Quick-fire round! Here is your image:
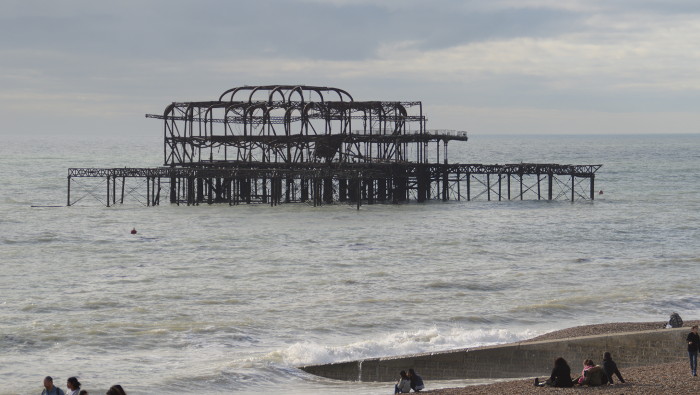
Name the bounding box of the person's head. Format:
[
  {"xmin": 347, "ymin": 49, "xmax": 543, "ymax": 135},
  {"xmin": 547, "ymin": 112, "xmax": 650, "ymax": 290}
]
[
  {"xmin": 79, "ymin": 391, "xmax": 89, "ymax": 395},
  {"xmin": 692, "ymin": 325, "xmax": 698, "ymax": 333},
  {"xmin": 408, "ymin": 368, "xmax": 416, "ymax": 376},
  {"xmin": 43, "ymin": 376, "xmax": 54, "ymax": 390},
  {"xmin": 399, "ymin": 370, "xmax": 408, "ymax": 379},
  {"xmin": 554, "ymin": 357, "xmax": 569, "ymax": 369},
  {"xmin": 105, "ymin": 384, "xmax": 126, "ymax": 395},
  {"xmin": 67, "ymin": 377, "xmax": 81, "ymax": 390},
  {"xmin": 603, "ymin": 352, "xmax": 612, "ymax": 361},
  {"xmin": 586, "ymin": 359, "xmax": 595, "ymax": 367}
]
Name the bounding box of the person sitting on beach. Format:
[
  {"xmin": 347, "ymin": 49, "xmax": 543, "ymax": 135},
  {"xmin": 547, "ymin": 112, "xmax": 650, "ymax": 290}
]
[
  {"xmin": 66, "ymin": 377, "xmax": 82, "ymax": 395},
  {"xmin": 580, "ymin": 360, "xmax": 606, "ymax": 387},
  {"xmin": 602, "ymin": 352, "xmax": 625, "ymax": 384},
  {"xmin": 394, "ymin": 370, "xmax": 411, "ymax": 393},
  {"xmin": 105, "ymin": 385, "xmax": 126, "ymax": 395},
  {"xmin": 668, "ymin": 312, "xmax": 683, "ymax": 328},
  {"xmin": 574, "ymin": 359, "xmax": 594, "ymax": 385},
  {"xmin": 407, "ymin": 368, "xmax": 424, "ymax": 392},
  {"xmin": 535, "ymin": 357, "xmax": 573, "ymax": 387},
  {"xmin": 42, "ymin": 376, "xmax": 66, "ymax": 395}
]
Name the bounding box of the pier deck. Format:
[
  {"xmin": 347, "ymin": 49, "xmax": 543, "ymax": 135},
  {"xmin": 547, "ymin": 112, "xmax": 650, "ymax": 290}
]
[{"xmin": 67, "ymin": 162, "xmax": 600, "ymax": 208}]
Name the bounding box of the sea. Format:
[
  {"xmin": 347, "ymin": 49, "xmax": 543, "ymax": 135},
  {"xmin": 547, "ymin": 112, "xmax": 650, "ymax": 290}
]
[{"xmin": 1, "ymin": 133, "xmax": 699, "ymax": 395}]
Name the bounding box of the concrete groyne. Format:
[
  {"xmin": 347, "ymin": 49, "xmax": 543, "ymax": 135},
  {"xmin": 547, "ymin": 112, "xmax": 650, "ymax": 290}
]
[{"xmin": 300, "ymin": 327, "xmax": 688, "ymax": 382}]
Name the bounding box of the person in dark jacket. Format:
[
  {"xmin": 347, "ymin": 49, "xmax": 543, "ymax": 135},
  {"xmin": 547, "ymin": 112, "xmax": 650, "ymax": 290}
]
[
  {"xmin": 407, "ymin": 368, "xmax": 424, "ymax": 392},
  {"xmin": 41, "ymin": 376, "xmax": 65, "ymax": 395},
  {"xmin": 602, "ymin": 352, "xmax": 625, "ymax": 384},
  {"xmin": 535, "ymin": 357, "xmax": 574, "ymax": 387},
  {"xmin": 688, "ymin": 325, "xmax": 700, "ymax": 376}
]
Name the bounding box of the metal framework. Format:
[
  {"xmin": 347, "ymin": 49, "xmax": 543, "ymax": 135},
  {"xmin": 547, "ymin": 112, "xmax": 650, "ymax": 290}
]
[{"xmin": 67, "ymin": 85, "xmax": 601, "ymax": 207}]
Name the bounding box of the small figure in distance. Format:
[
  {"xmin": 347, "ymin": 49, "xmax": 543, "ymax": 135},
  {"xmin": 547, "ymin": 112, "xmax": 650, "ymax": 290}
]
[
  {"xmin": 407, "ymin": 368, "xmax": 424, "ymax": 392},
  {"xmin": 534, "ymin": 357, "xmax": 573, "ymax": 387},
  {"xmin": 130, "ymin": 228, "xmax": 137, "ymax": 235},
  {"xmin": 79, "ymin": 391, "xmax": 88, "ymax": 395},
  {"xmin": 394, "ymin": 370, "xmax": 411, "ymax": 393},
  {"xmin": 602, "ymin": 351, "xmax": 625, "ymax": 384},
  {"xmin": 41, "ymin": 376, "xmax": 65, "ymax": 395},
  {"xmin": 687, "ymin": 325, "xmax": 700, "ymax": 376},
  {"xmin": 66, "ymin": 377, "xmax": 82, "ymax": 395},
  {"xmin": 105, "ymin": 385, "xmax": 126, "ymax": 395}
]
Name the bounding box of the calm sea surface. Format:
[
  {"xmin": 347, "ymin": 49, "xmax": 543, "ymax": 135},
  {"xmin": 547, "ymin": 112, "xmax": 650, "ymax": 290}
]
[{"xmin": 1, "ymin": 134, "xmax": 699, "ymax": 394}]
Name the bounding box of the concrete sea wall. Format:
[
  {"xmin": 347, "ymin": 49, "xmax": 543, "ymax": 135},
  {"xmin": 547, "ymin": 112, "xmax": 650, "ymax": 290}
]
[{"xmin": 300, "ymin": 327, "xmax": 689, "ymax": 382}]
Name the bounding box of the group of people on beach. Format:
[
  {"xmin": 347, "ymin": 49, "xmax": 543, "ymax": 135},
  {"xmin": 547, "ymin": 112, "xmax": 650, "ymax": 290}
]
[
  {"xmin": 40, "ymin": 376, "xmax": 127, "ymax": 395},
  {"xmin": 393, "ymin": 368, "xmax": 424, "ymax": 393},
  {"xmin": 535, "ymin": 324, "xmax": 700, "ymax": 388},
  {"xmin": 534, "ymin": 351, "xmax": 625, "ymax": 388}
]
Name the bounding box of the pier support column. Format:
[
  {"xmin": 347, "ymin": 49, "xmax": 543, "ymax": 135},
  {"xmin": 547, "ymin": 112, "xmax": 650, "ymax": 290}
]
[
  {"xmin": 487, "ymin": 174, "xmax": 491, "ymax": 201},
  {"xmin": 571, "ymin": 175, "xmax": 575, "ymax": 202},
  {"xmin": 442, "ymin": 169, "xmax": 449, "ymax": 201},
  {"xmin": 323, "ymin": 177, "xmax": 334, "ymax": 204},
  {"xmin": 67, "ymin": 176, "xmax": 71, "ymax": 206},
  {"xmin": 466, "ymin": 173, "xmax": 471, "ymax": 201}
]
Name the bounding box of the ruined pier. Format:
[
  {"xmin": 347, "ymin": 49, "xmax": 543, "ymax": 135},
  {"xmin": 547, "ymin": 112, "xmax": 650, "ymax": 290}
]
[{"xmin": 67, "ymin": 85, "xmax": 600, "ymax": 207}]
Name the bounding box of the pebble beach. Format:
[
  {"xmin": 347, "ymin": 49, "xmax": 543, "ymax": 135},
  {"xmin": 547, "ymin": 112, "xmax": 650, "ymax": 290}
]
[{"xmin": 426, "ymin": 321, "xmax": 700, "ymax": 395}]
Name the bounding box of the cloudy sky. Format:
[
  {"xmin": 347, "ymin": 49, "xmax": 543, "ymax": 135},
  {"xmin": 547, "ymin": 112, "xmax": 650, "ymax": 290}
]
[{"xmin": 2, "ymin": 0, "xmax": 699, "ymax": 136}]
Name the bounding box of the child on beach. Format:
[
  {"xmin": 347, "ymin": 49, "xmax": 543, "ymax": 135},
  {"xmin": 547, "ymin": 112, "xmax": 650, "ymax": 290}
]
[{"xmin": 602, "ymin": 351, "xmax": 625, "ymax": 384}]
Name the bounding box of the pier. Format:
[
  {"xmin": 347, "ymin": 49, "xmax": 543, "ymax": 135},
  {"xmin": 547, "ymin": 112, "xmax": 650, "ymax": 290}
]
[{"xmin": 67, "ymin": 85, "xmax": 600, "ymax": 207}]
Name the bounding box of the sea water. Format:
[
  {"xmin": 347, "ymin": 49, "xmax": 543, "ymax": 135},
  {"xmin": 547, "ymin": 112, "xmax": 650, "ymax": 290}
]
[{"xmin": 1, "ymin": 133, "xmax": 699, "ymax": 394}]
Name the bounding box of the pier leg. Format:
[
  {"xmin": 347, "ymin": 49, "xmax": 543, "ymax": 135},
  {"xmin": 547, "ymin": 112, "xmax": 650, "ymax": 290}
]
[
  {"xmin": 487, "ymin": 174, "xmax": 491, "ymax": 201},
  {"xmin": 170, "ymin": 176, "xmax": 177, "ymax": 203},
  {"xmin": 106, "ymin": 176, "xmax": 110, "ymax": 207},
  {"xmin": 498, "ymin": 173, "xmax": 502, "ymax": 201},
  {"xmin": 548, "ymin": 173, "xmax": 553, "ymax": 201},
  {"xmin": 67, "ymin": 176, "xmax": 71, "ymax": 206},
  {"xmin": 456, "ymin": 172, "xmax": 461, "ymax": 201},
  {"xmin": 571, "ymin": 175, "xmax": 575, "ymax": 202},
  {"xmin": 324, "ymin": 177, "xmax": 334, "ymax": 204},
  {"xmin": 507, "ymin": 174, "xmax": 511, "ymax": 200},
  {"xmin": 519, "ymin": 174, "xmax": 523, "ymax": 200},
  {"xmin": 466, "ymin": 174, "xmax": 471, "ymax": 201},
  {"xmin": 442, "ymin": 170, "xmax": 448, "ymax": 201},
  {"xmin": 590, "ymin": 175, "xmax": 595, "ymax": 200}
]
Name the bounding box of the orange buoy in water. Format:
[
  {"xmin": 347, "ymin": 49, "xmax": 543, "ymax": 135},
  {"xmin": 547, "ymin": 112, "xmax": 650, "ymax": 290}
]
[{"xmin": 131, "ymin": 228, "xmax": 137, "ymax": 234}]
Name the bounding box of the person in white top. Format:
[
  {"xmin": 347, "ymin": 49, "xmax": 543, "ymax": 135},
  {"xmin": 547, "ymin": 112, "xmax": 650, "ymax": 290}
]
[{"xmin": 66, "ymin": 377, "xmax": 82, "ymax": 395}]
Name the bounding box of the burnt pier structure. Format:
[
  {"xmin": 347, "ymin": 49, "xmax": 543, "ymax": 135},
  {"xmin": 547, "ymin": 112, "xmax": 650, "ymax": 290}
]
[{"xmin": 67, "ymin": 85, "xmax": 600, "ymax": 207}]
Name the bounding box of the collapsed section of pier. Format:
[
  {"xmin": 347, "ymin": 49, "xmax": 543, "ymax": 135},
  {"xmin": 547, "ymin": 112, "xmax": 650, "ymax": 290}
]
[{"xmin": 67, "ymin": 85, "xmax": 601, "ymax": 207}]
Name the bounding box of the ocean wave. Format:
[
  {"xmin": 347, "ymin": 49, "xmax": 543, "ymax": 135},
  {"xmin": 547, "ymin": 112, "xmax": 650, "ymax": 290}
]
[{"xmin": 270, "ymin": 326, "xmax": 539, "ymax": 366}]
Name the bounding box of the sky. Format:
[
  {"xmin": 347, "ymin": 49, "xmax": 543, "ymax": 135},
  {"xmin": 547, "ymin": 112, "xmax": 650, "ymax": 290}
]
[{"xmin": 2, "ymin": 0, "xmax": 699, "ymax": 136}]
